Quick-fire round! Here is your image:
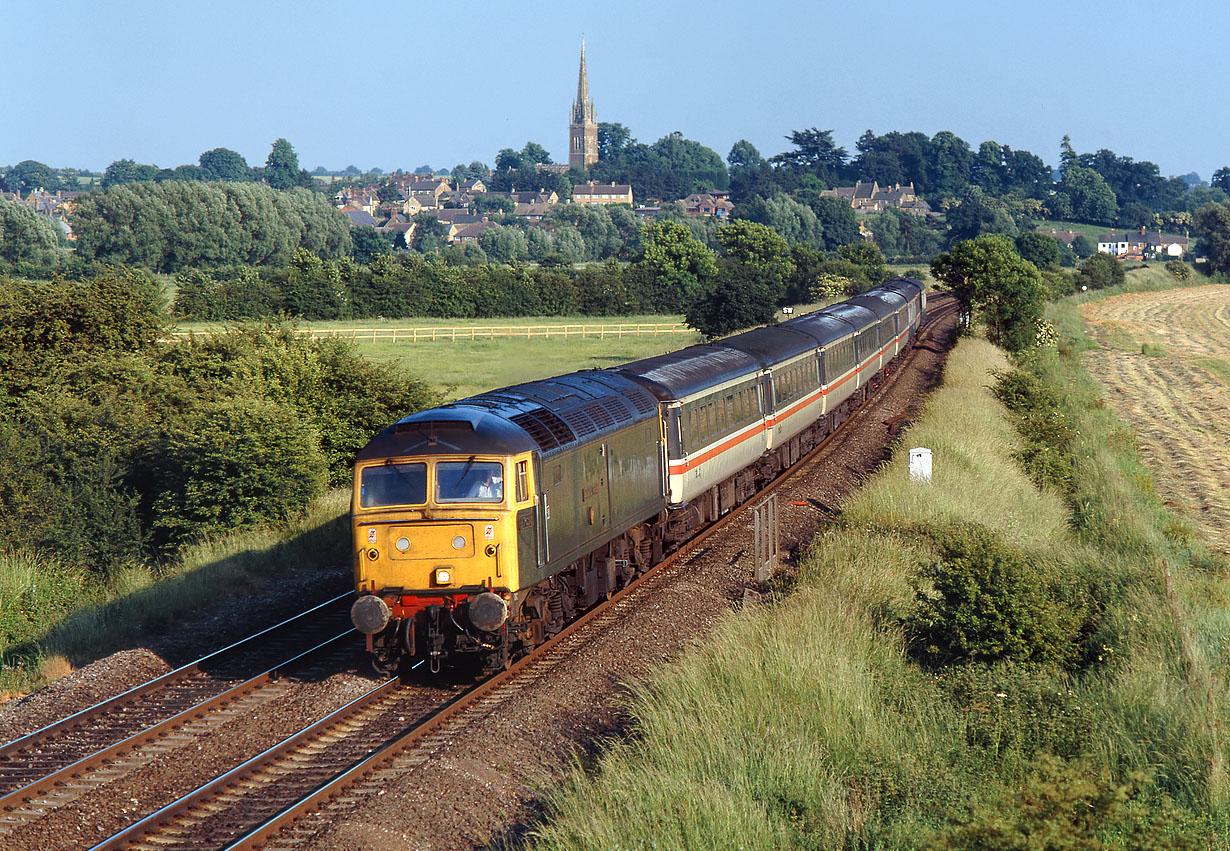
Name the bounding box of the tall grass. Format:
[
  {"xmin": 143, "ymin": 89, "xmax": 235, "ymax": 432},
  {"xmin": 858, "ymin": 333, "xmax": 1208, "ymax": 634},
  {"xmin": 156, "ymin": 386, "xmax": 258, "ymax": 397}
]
[
  {"xmin": 529, "ymin": 322, "xmax": 1229, "ymax": 848},
  {"xmin": 0, "ymin": 489, "xmax": 351, "ymax": 701}
]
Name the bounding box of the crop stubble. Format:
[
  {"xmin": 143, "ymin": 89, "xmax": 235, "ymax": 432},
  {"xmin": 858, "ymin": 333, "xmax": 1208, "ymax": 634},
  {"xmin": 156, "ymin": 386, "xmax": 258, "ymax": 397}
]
[{"xmin": 1080, "ymin": 285, "xmax": 1230, "ymax": 553}]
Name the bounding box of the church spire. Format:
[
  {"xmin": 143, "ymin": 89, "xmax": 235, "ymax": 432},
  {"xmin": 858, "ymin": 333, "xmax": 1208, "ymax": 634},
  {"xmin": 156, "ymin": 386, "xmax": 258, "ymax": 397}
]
[
  {"xmin": 572, "ymin": 40, "xmax": 595, "ymax": 125},
  {"xmin": 568, "ymin": 40, "xmax": 598, "ymax": 170}
]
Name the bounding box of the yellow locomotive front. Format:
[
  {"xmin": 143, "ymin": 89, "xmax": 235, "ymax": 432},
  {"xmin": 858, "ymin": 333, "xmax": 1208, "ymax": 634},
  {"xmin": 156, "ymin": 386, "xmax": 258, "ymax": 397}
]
[{"xmin": 349, "ymin": 413, "xmax": 540, "ymax": 674}]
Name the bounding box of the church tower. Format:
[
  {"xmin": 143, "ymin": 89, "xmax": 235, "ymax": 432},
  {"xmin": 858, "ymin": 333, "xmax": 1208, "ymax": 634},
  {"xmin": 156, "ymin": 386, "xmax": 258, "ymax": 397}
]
[{"xmin": 569, "ymin": 41, "xmax": 598, "ymax": 171}]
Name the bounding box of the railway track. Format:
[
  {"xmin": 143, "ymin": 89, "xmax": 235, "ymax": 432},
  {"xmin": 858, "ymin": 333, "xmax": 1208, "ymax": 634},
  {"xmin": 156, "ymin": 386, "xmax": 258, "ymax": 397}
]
[
  {"xmin": 0, "ymin": 592, "xmax": 356, "ymax": 838},
  {"xmin": 80, "ymin": 297, "xmax": 958, "ymax": 851}
]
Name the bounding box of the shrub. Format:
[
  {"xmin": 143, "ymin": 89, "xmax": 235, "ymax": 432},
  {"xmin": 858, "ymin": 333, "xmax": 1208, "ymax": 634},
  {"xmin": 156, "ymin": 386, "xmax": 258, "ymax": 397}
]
[
  {"xmin": 907, "ymin": 522, "xmax": 1087, "ymax": 666},
  {"xmin": 1075, "ymin": 252, "xmax": 1125, "ymax": 291},
  {"xmin": 1164, "ymin": 259, "xmax": 1192, "ymax": 281},
  {"xmin": 148, "ymin": 398, "xmax": 328, "ymax": 551},
  {"xmin": 921, "ymin": 753, "xmax": 1201, "ymax": 850},
  {"xmin": 993, "ymin": 366, "xmax": 1078, "ymax": 496}
]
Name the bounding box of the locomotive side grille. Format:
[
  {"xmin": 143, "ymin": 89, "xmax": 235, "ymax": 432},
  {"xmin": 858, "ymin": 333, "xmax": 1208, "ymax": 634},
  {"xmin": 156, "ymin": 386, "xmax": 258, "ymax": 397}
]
[
  {"xmin": 600, "ymin": 396, "xmax": 633, "ymax": 423},
  {"xmin": 582, "ymin": 401, "xmax": 616, "ymax": 430},
  {"xmin": 620, "ymin": 389, "xmax": 657, "ymax": 415},
  {"xmin": 511, "ymin": 408, "xmax": 575, "ymax": 451},
  {"xmin": 560, "ymin": 406, "xmax": 599, "ymax": 438}
]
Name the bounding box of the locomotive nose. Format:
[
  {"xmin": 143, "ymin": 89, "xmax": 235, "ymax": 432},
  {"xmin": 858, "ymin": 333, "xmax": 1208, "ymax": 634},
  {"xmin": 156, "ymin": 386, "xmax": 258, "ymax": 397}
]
[
  {"xmin": 351, "ymin": 594, "xmax": 391, "ymax": 634},
  {"xmin": 467, "ymin": 592, "xmax": 508, "ymax": 632}
]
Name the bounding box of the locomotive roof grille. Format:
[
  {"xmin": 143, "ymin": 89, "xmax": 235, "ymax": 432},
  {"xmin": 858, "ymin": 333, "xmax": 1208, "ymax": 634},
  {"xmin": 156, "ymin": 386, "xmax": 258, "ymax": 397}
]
[
  {"xmin": 622, "ymin": 388, "xmax": 657, "ymax": 415},
  {"xmin": 510, "ymin": 407, "xmax": 575, "ymax": 451}
]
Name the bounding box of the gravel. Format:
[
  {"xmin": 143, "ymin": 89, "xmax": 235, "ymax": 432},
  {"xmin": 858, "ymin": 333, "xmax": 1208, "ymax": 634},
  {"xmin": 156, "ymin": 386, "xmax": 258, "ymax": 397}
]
[
  {"xmin": 0, "ymin": 308, "xmax": 956, "ymax": 851},
  {"xmin": 302, "ymin": 311, "xmax": 958, "ymax": 851}
]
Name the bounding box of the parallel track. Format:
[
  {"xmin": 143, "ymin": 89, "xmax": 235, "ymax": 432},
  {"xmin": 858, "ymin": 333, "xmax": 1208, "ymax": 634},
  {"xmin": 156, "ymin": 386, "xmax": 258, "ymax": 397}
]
[
  {"xmin": 0, "ymin": 592, "xmax": 355, "ymax": 836},
  {"xmin": 89, "ymin": 297, "xmax": 957, "ymax": 851}
]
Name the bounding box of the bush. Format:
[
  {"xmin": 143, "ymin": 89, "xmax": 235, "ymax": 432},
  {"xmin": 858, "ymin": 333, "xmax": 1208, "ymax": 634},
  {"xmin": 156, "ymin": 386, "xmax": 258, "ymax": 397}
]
[
  {"xmin": 149, "ymin": 398, "xmax": 328, "ymax": 551},
  {"xmin": 1164, "ymin": 259, "xmax": 1192, "ymax": 281},
  {"xmin": 907, "ymin": 522, "xmax": 1088, "ymax": 666},
  {"xmin": 992, "ymin": 366, "xmax": 1078, "ymax": 496},
  {"xmin": 1075, "ymin": 252, "xmax": 1125, "ymax": 291},
  {"xmin": 921, "ymin": 753, "xmax": 1200, "ymax": 850}
]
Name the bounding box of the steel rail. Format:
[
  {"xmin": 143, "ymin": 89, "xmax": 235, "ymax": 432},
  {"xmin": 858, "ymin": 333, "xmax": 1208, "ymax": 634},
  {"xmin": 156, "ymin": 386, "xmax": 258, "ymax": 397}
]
[
  {"xmin": 90, "ymin": 299, "xmax": 959, "ymax": 850},
  {"xmin": 0, "ymin": 590, "xmax": 354, "ymax": 762},
  {"xmin": 214, "ymin": 298, "xmax": 961, "ymax": 851}
]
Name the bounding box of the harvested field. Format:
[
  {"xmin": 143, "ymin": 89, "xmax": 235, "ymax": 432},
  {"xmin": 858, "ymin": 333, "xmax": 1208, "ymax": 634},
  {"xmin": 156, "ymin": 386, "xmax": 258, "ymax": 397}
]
[
  {"xmin": 1081, "ymin": 284, "xmax": 1230, "ymax": 359},
  {"xmin": 1080, "ymin": 285, "xmax": 1230, "ymax": 554}
]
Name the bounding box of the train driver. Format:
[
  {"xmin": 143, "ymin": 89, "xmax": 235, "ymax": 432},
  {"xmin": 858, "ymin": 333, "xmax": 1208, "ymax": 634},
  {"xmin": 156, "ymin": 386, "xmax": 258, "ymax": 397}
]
[{"xmin": 469, "ymin": 469, "xmax": 503, "ymax": 500}]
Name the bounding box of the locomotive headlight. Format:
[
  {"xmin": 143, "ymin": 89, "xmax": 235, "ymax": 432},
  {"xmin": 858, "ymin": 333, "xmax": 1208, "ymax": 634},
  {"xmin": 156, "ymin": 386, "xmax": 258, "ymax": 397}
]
[
  {"xmin": 434, "ymin": 568, "xmax": 452, "ymax": 585},
  {"xmin": 451, "ymin": 535, "xmax": 466, "ymax": 550},
  {"xmin": 395, "ymin": 537, "xmax": 410, "ymax": 552}
]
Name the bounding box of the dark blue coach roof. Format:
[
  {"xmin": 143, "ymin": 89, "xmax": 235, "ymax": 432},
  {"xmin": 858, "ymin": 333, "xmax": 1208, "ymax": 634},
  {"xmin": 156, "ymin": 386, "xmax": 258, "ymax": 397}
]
[
  {"xmin": 356, "ymin": 370, "xmax": 659, "ymax": 460},
  {"xmin": 718, "ymin": 325, "xmax": 819, "ymax": 367},
  {"xmin": 814, "ymin": 301, "xmax": 879, "ymax": 333},
  {"xmin": 616, "ymin": 344, "xmax": 762, "ymax": 401},
  {"xmin": 844, "ymin": 288, "xmax": 905, "ymax": 319},
  {"xmin": 780, "ymin": 310, "xmax": 860, "ymax": 347},
  {"xmin": 880, "ymin": 277, "xmax": 925, "ymax": 302}
]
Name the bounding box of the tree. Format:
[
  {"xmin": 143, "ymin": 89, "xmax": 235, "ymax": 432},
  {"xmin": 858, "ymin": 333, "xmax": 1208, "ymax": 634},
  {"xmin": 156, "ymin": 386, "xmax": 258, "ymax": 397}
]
[
  {"xmin": 351, "ymin": 226, "xmax": 393, "ymax": 263},
  {"xmin": 1212, "ymin": 168, "xmax": 1230, "ymax": 194},
  {"xmin": 102, "ymin": 159, "xmax": 159, "ymax": 188},
  {"xmin": 494, "ymin": 148, "xmax": 523, "ymax": 172},
  {"xmin": 717, "ymin": 219, "xmax": 793, "ymax": 282},
  {"xmin": 636, "ymin": 219, "xmax": 718, "ymax": 308},
  {"xmin": 1192, "ymin": 201, "xmax": 1230, "ymax": 274},
  {"xmin": 1069, "ymin": 234, "xmax": 1094, "ymax": 259},
  {"xmin": 807, "ymin": 195, "xmax": 861, "ymax": 249},
  {"xmin": 1060, "ymin": 166, "xmax": 1117, "ymax": 224},
  {"xmin": 597, "ymin": 122, "xmax": 634, "ymax": 161},
  {"xmin": 1075, "ymin": 251, "xmax": 1125, "ymax": 291},
  {"xmin": 931, "ymin": 234, "xmax": 1047, "ymax": 352},
  {"xmin": 927, "ymin": 130, "xmax": 973, "ymax": 198},
  {"xmin": 684, "ymin": 258, "xmax": 780, "ymax": 338},
  {"xmin": 199, "ymin": 147, "xmax": 251, "ymax": 181},
  {"xmin": 0, "ymin": 196, "xmax": 69, "ymax": 269},
  {"xmin": 1015, "ymin": 232, "xmax": 1062, "ymax": 270},
  {"xmin": 1059, "ymin": 135, "xmax": 1078, "ymax": 174},
  {"xmin": 3, "ymin": 160, "xmax": 66, "ymax": 194},
  {"xmin": 770, "ymin": 127, "xmax": 848, "ymax": 185},
  {"xmin": 836, "ymin": 241, "xmax": 889, "ymax": 290},
  {"xmin": 265, "ymin": 138, "xmax": 300, "ymax": 190},
  {"xmin": 735, "ymin": 194, "xmax": 823, "ymax": 249},
  {"xmin": 520, "ymin": 141, "xmax": 552, "ymax": 166}
]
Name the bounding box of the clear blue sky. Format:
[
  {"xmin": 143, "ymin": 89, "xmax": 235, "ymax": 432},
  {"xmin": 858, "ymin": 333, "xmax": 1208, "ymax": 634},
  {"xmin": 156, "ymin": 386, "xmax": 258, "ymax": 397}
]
[{"xmin": 6, "ymin": 0, "xmax": 1227, "ymax": 181}]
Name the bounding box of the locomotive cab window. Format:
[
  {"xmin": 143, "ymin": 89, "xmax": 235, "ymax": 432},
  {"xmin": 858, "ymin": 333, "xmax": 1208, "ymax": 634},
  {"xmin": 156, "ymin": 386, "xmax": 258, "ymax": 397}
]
[
  {"xmin": 515, "ymin": 460, "xmax": 529, "ymax": 502},
  {"xmin": 437, "ymin": 460, "xmax": 505, "ymax": 503},
  {"xmin": 360, "ymin": 462, "xmax": 427, "ymax": 508}
]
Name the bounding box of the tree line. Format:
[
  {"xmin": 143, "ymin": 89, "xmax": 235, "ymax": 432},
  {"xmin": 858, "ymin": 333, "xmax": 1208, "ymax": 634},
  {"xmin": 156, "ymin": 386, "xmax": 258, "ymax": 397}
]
[{"xmin": 0, "ymin": 267, "xmax": 439, "ymax": 578}]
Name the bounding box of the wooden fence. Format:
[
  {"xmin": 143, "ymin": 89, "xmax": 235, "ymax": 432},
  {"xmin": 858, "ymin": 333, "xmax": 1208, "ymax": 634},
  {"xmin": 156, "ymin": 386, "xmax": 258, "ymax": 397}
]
[{"xmin": 170, "ymin": 323, "xmax": 693, "ymax": 343}]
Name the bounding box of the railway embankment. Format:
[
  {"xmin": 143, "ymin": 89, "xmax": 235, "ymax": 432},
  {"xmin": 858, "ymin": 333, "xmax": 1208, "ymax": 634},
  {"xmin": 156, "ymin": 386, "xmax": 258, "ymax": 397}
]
[{"xmin": 528, "ymin": 312, "xmax": 1228, "ymax": 847}]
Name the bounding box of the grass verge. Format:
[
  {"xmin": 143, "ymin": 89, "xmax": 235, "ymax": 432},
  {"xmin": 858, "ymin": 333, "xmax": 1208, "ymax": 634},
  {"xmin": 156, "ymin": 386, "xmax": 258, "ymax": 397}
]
[
  {"xmin": 527, "ymin": 320, "xmax": 1228, "ymax": 847},
  {"xmin": 0, "ymin": 489, "xmax": 351, "ymax": 703}
]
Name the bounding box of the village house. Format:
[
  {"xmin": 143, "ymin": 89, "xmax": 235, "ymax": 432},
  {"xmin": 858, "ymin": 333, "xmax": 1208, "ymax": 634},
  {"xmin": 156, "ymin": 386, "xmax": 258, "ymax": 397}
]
[
  {"xmin": 681, "ymin": 193, "xmax": 734, "ymax": 218},
  {"xmin": 1097, "ymin": 229, "xmax": 1188, "ymax": 260},
  {"xmin": 571, "ymin": 181, "xmax": 633, "ymax": 206},
  {"xmin": 453, "ymin": 221, "xmax": 500, "ymax": 243},
  {"xmin": 820, "ymin": 181, "xmax": 933, "ymax": 215}
]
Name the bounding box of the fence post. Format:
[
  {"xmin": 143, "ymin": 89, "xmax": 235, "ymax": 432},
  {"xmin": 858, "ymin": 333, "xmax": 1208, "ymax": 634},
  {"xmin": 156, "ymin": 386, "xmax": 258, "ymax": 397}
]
[{"xmin": 752, "ymin": 494, "xmax": 779, "ymax": 584}]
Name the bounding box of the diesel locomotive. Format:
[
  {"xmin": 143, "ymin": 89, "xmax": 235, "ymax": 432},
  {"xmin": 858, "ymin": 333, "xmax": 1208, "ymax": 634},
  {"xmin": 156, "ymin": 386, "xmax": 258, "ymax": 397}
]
[{"xmin": 349, "ymin": 278, "xmax": 927, "ymax": 674}]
